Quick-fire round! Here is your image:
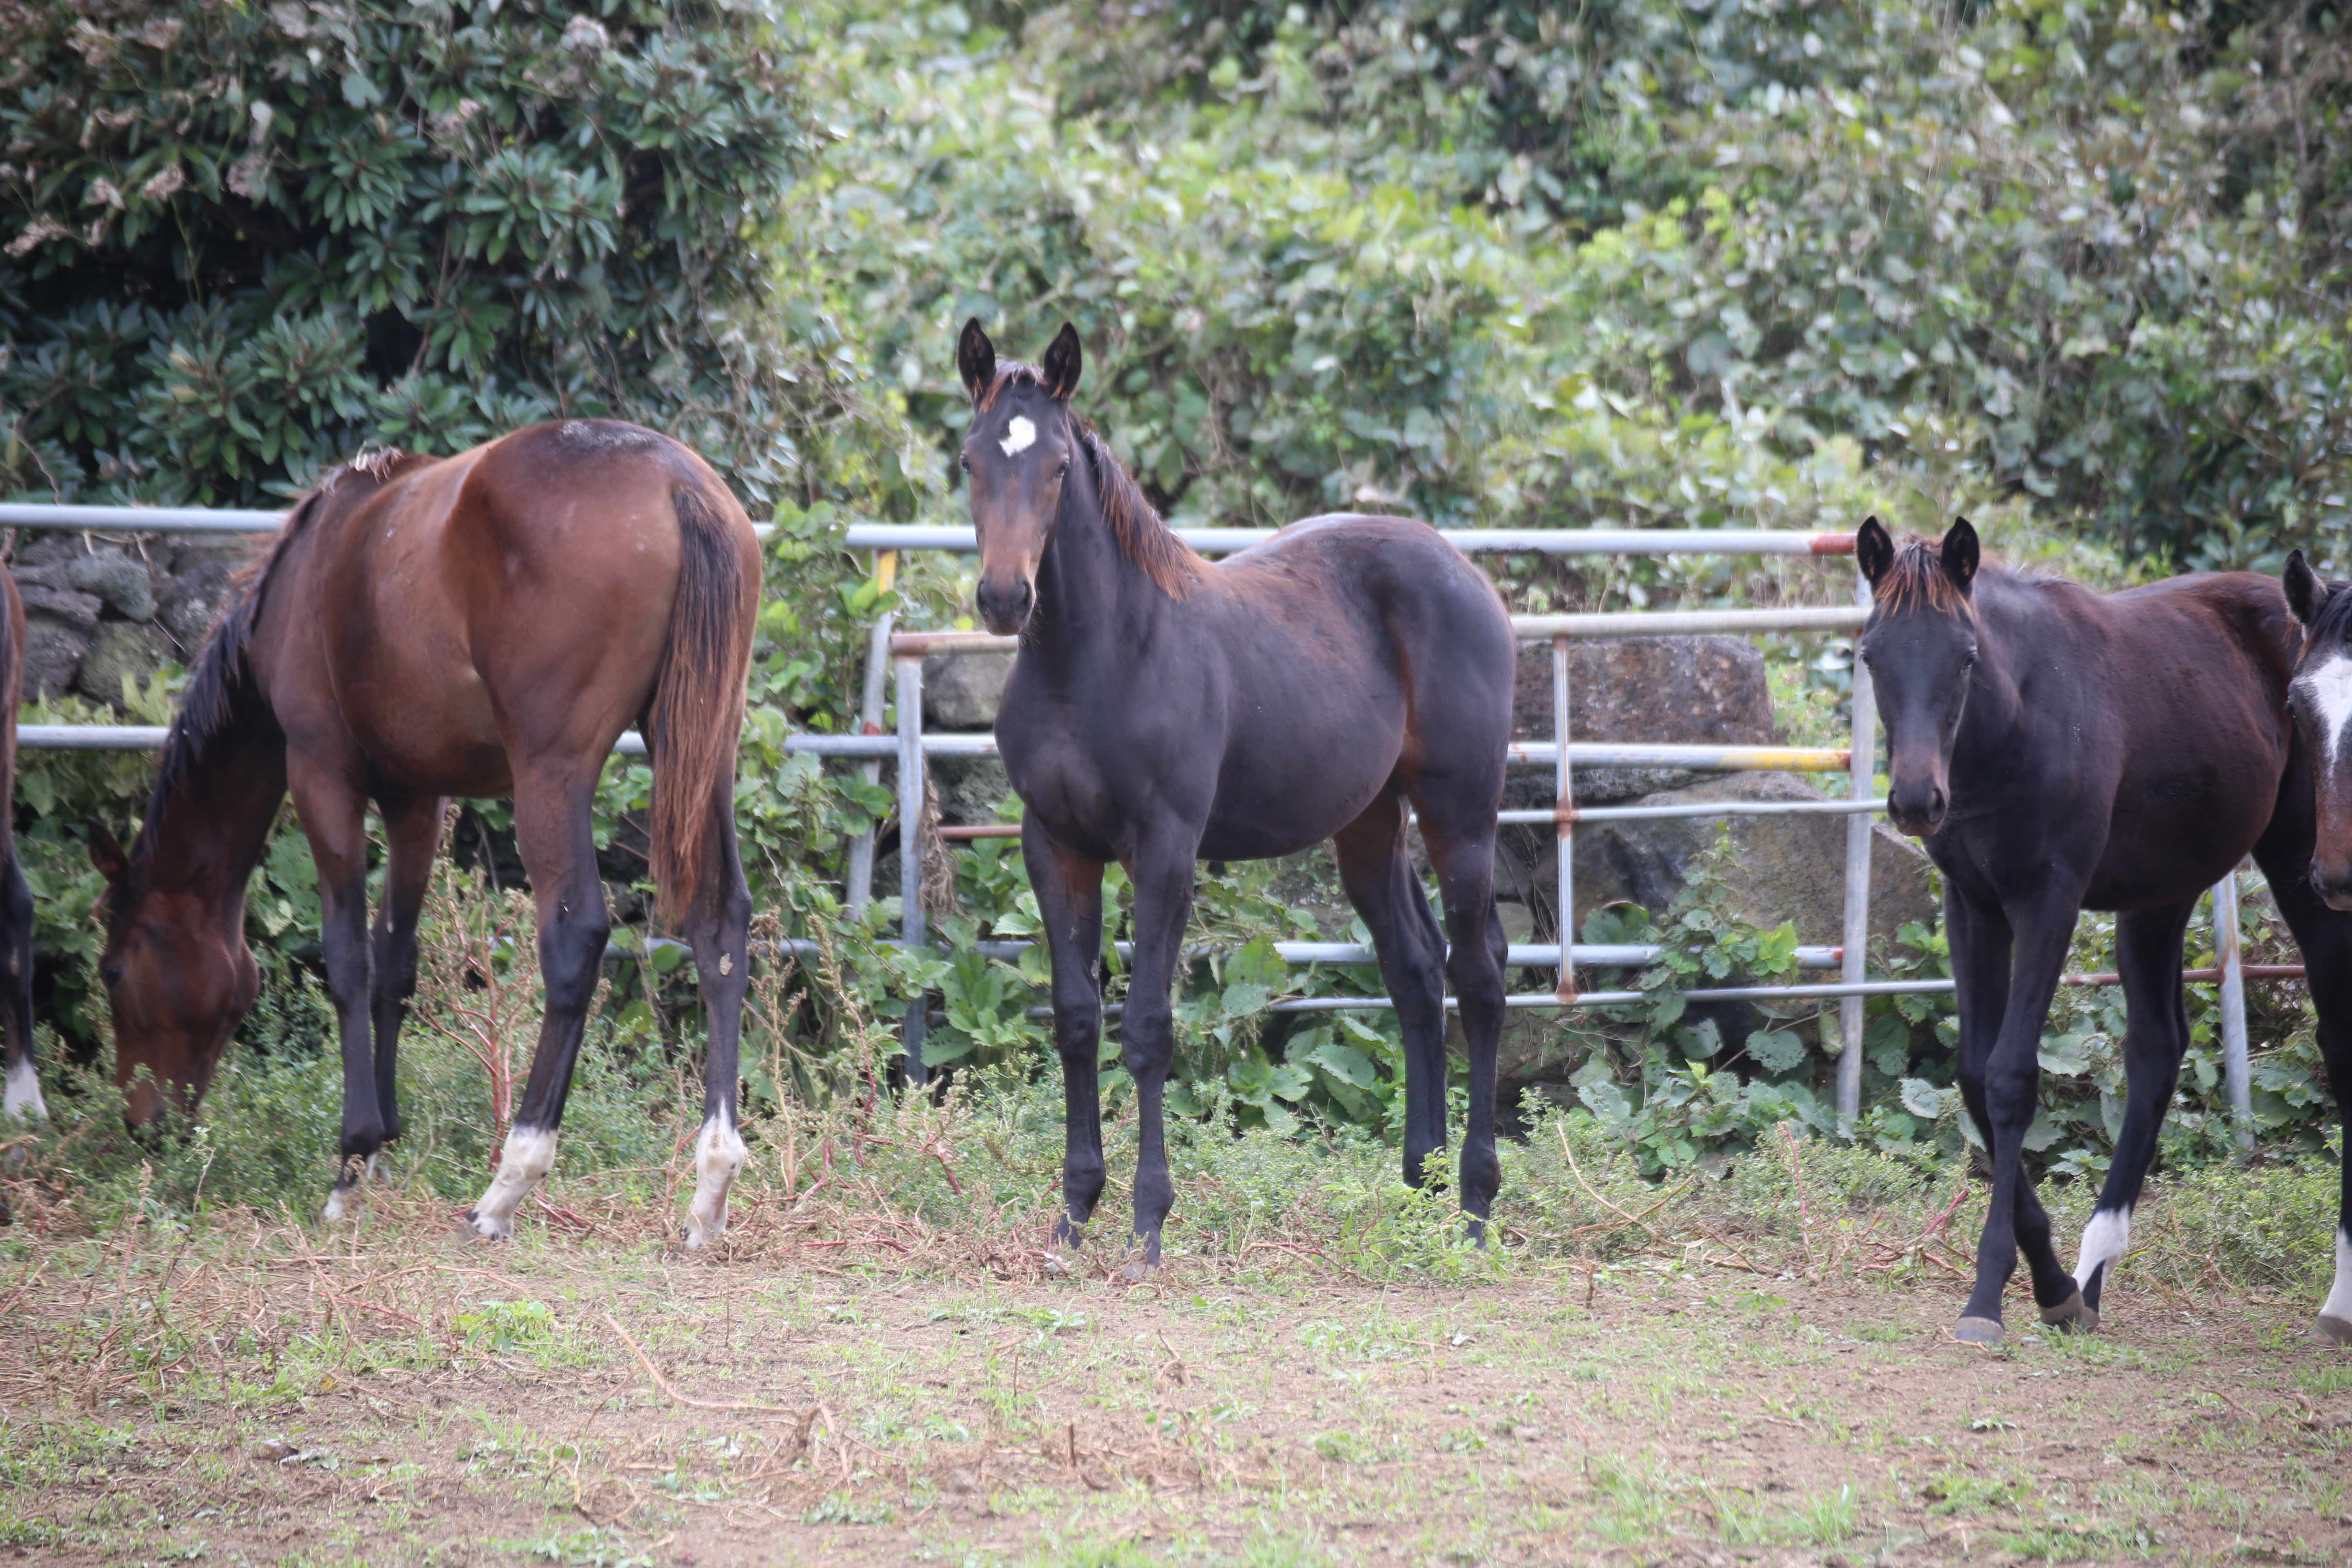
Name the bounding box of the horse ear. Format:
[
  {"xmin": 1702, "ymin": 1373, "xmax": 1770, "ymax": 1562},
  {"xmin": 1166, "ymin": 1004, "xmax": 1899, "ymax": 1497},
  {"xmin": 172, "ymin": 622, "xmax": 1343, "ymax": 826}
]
[
  {"xmin": 1940, "ymin": 517, "xmax": 1980, "ymax": 595},
  {"xmin": 957, "ymin": 317, "xmax": 996, "ymax": 401},
  {"xmin": 1854, "ymin": 516, "xmax": 1894, "ymax": 588},
  {"xmin": 87, "ymin": 817, "xmax": 126, "ymax": 885},
  {"xmin": 1040, "ymin": 323, "xmax": 1082, "ymax": 401},
  {"xmin": 2285, "ymin": 549, "xmax": 2326, "ymax": 628}
]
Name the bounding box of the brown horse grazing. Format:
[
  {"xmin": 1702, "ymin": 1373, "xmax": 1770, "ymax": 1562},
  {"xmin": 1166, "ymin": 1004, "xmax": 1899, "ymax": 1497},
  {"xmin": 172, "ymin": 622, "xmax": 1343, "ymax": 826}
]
[
  {"xmin": 956, "ymin": 320, "xmax": 1515, "ymax": 1267},
  {"xmin": 0, "ymin": 575, "xmax": 38, "ymax": 1131},
  {"xmin": 89, "ymin": 423, "xmax": 759, "ymax": 1245},
  {"xmin": 1860, "ymin": 517, "xmax": 2352, "ymax": 1346}
]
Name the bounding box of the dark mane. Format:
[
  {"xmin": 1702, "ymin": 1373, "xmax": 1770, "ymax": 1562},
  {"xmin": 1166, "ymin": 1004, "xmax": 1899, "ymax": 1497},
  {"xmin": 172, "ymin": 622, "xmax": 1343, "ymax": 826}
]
[
  {"xmin": 1876, "ymin": 534, "xmax": 1980, "ymax": 617},
  {"xmin": 133, "ymin": 453, "xmax": 408, "ymax": 866},
  {"xmin": 979, "ymin": 362, "xmax": 1207, "ymax": 601}
]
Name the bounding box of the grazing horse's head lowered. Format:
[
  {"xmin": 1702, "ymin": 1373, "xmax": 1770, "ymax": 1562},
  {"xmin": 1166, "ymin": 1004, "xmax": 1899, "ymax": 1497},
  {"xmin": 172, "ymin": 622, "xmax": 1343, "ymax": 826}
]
[
  {"xmin": 89, "ymin": 817, "xmax": 260, "ymax": 1127},
  {"xmin": 956, "ymin": 318, "xmax": 1085, "ymax": 635},
  {"xmin": 2284, "ymin": 549, "xmax": 2352, "ymax": 909},
  {"xmin": 1856, "ymin": 515, "xmax": 1981, "ymax": 837}
]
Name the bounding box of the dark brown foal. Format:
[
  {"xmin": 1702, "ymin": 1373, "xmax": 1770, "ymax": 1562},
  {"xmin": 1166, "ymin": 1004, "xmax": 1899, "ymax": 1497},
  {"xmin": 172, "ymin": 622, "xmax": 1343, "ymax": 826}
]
[{"xmin": 958, "ymin": 320, "xmax": 1515, "ymax": 1266}]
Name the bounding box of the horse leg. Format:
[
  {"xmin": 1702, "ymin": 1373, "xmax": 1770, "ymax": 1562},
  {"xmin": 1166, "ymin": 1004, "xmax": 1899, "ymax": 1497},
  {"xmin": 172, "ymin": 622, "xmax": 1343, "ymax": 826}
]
[
  {"xmin": 1417, "ymin": 808, "xmax": 1509, "ymax": 1238},
  {"xmin": 682, "ymin": 773, "xmax": 753, "ymax": 1250},
  {"xmin": 1121, "ymin": 833, "xmax": 1200, "ymax": 1271},
  {"xmin": 367, "ymin": 791, "xmax": 448, "ymax": 1162},
  {"xmin": 287, "ymin": 764, "xmax": 382, "ymax": 1223},
  {"xmin": 1956, "ymin": 887, "xmax": 2082, "ymax": 1343},
  {"xmin": 1022, "ymin": 824, "xmax": 1107, "ymax": 1253},
  {"xmin": 2250, "ymin": 835, "xmax": 2352, "ymax": 1345},
  {"xmin": 1331, "ymin": 792, "xmax": 1450, "ymax": 1193},
  {"xmin": 465, "ymin": 766, "xmax": 609, "ymax": 1240},
  {"xmin": 2065, "ymin": 897, "xmax": 2199, "ymax": 1327},
  {"xmin": 0, "ymin": 833, "xmax": 41, "ymax": 1128}
]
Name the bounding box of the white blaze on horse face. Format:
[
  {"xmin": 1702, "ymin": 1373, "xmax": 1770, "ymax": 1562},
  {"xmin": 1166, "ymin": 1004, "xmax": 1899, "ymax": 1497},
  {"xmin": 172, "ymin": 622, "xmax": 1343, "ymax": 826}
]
[
  {"xmin": 2323, "ymin": 1228, "xmax": 2352, "ymax": 1325},
  {"xmin": 685, "ymin": 1112, "xmax": 747, "ymax": 1250},
  {"xmin": 999, "ymin": 415, "xmax": 1036, "ymax": 458},
  {"xmin": 466, "ymin": 1125, "xmax": 559, "ymax": 1239},
  {"xmin": 2072, "ymin": 1205, "xmax": 2132, "ymax": 1292},
  {"xmin": 2, "ymin": 1056, "xmax": 47, "ymax": 1123},
  {"xmin": 2296, "ymin": 653, "xmax": 2352, "ymax": 766}
]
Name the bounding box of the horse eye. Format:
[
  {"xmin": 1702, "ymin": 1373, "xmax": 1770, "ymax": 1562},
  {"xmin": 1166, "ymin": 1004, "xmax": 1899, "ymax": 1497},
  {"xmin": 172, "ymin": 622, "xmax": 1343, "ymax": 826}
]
[
  {"xmin": 102, "ymin": 963, "xmax": 124, "ymax": 988},
  {"xmin": 958, "ymin": 453, "xmax": 971, "ymax": 472},
  {"xmin": 1055, "ymin": 462, "xmax": 1069, "ymax": 480}
]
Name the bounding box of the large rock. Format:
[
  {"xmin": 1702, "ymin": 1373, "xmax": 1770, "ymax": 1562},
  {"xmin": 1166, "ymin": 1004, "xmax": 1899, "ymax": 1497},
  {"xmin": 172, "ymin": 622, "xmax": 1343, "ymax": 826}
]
[
  {"xmin": 21, "ymin": 612, "xmax": 89, "ymax": 700},
  {"xmin": 64, "ymin": 549, "xmax": 156, "ymax": 621},
  {"xmin": 1568, "ymin": 772, "xmax": 1936, "ymax": 947},
  {"xmin": 75, "ymin": 620, "xmax": 169, "ymax": 704},
  {"xmin": 1510, "ymin": 636, "xmax": 1777, "ymax": 805},
  {"xmin": 14, "ymin": 580, "xmax": 102, "ymax": 628},
  {"xmin": 924, "ymin": 651, "xmax": 1013, "ymax": 731},
  {"xmin": 156, "ymin": 552, "xmax": 238, "ymax": 658},
  {"xmin": 931, "ymin": 755, "xmax": 1015, "ymax": 828}
]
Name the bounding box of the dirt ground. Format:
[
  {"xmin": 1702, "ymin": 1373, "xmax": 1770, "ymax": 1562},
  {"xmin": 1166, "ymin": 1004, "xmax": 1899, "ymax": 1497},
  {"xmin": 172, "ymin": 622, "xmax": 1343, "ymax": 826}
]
[{"xmin": 2, "ymin": 1210, "xmax": 2348, "ymax": 1568}]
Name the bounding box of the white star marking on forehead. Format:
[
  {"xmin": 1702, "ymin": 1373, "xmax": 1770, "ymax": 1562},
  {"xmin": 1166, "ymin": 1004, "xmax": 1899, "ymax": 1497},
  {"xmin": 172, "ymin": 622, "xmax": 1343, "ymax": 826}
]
[{"xmin": 999, "ymin": 415, "xmax": 1036, "ymax": 457}]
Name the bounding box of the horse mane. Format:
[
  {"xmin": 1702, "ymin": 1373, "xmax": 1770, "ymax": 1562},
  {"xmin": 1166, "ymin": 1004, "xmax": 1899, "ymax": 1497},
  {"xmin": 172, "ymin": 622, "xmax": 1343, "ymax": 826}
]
[
  {"xmin": 1875, "ymin": 534, "xmax": 1981, "ymax": 618},
  {"xmin": 134, "ymin": 451, "xmax": 410, "ymax": 866},
  {"xmin": 978, "ymin": 363, "xmax": 1208, "ymax": 601}
]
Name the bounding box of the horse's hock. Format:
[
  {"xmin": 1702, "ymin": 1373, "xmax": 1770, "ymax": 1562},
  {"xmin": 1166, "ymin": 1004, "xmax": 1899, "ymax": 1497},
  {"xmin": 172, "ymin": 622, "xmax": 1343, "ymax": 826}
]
[{"xmin": 10, "ymin": 534, "xmax": 243, "ymax": 706}]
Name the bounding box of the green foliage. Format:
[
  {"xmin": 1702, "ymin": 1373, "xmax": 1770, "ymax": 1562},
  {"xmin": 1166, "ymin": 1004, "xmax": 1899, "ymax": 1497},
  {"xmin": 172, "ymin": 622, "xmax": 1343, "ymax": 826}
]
[
  {"xmin": 9, "ymin": 0, "xmax": 2350, "ymax": 1187},
  {"xmin": 0, "ymin": 0, "xmax": 813, "ymax": 507},
  {"xmin": 1127, "ymin": 0, "xmax": 2352, "ymax": 570}
]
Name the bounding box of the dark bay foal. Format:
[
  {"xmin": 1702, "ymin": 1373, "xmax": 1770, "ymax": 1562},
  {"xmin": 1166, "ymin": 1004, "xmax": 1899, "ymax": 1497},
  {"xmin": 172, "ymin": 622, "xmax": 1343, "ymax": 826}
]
[
  {"xmin": 956, "ymin": 320, "xmax": 1515, "ymax": 1266},
  {"xmin": 2273, "ymin": 550, "xmax": 2352, "ymax": 1342},
  {"xmin": 1860, "ymin": 517, "xmax": 2351, "ymax": 1346},
  {"xmin": 0, "ymin": 576, "xmax": 36, "ymax": 1131}
]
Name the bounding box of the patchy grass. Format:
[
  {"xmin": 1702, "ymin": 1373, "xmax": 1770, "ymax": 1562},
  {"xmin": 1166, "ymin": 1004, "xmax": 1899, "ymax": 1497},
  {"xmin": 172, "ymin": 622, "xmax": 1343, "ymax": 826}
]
[{"xmin": 1, "ymin": 1083, "xmax": 2348, "ymax": 1566}]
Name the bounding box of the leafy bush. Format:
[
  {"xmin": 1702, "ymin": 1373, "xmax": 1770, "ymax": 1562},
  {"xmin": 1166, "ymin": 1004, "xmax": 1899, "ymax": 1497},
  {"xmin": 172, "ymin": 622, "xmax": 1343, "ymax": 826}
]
[{"xmin": 1, "ymin": 0, "xmax": 812, "ymax": 507}]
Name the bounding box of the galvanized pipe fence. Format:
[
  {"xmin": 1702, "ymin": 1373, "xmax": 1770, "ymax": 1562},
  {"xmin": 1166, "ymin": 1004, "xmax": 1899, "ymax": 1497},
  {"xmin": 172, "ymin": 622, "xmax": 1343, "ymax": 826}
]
[{"xmin": 2, "ymin": 504, "xmax": 2274, "ymax": 1136}]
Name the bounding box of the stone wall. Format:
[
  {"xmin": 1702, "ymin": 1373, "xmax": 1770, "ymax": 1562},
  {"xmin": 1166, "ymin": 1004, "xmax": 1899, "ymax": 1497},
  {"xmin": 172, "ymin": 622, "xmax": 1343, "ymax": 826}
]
[{"xmin": 11, "ymin": 533, "xmax": 249, "ymax": 706}]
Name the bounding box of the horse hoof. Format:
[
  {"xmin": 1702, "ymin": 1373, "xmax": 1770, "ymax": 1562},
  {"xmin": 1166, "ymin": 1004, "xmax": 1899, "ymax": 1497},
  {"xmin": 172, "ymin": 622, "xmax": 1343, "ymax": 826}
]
[
  {"xmin": 1953, "ymin": 1316, "xmax": 2007, "ymax": 1347},
  {"xmin": 321, "ymin": 1187, "xmax": 357, "ymax": 1223},
  {"xmin": 2312, "ymin": 1314, "xmax": 2352, "ymax": 1348},
  {"xmin": 461, "ymin": 1208, "xmax": 513, "ymax": 1241},
  {"xmin": 2038, "ymin": 1290, "xmax": 2099, "ymax": 1334},
  {"xmin": 1117, "ymin": 1256, "xmax": 1158, "ymax": 1285}
]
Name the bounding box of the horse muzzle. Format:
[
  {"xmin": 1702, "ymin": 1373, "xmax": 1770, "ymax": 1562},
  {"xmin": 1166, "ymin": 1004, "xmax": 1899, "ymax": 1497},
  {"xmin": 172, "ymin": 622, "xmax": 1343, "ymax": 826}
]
[
  {"xmin": 976, "ymin": 573, "xmax": 1034, "ymax": 637},
  {"xmin": 2310, "ymin": 858, "xmax": 2352, "ymax": 913},
  {"xmin": 1885, "ymin": 774, "xmax": 1949, "ymax": 838}
]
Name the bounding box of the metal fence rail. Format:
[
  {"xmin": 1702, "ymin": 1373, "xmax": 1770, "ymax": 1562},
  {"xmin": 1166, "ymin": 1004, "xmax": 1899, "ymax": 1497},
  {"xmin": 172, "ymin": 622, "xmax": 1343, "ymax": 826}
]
[
  {"xmin": 3, "ymin": 502, "xmax": 2268, "ymax": 1135},
  {"xmin": 856, "ymin": 529, "xmax": 2265, "ymax": 1134}
]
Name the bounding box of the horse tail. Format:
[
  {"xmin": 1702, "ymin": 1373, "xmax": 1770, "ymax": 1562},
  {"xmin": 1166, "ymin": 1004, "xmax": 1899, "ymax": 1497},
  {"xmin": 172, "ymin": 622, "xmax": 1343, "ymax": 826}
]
[{"xmin": 646, "ymin": 482, "xmax": 758, "ymax": 926}]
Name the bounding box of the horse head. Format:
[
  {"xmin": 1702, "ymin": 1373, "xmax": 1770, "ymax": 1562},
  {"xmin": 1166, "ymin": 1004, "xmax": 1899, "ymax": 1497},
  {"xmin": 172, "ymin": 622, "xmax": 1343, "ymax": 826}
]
[
  {"xmin": 89, "ymin": 817, "xmax": 259, "ymax": 1128},
  {"xmin": 1857, "ymin": 516, "xmax": 1981, "ymax": 837},
  {"xmin": 2285, "ymin": 550, "xmax": 2352, "ymax": 909},
  {"xmin": 956, "ymin": 318, "xmax": 1084, "ymax": 636}
]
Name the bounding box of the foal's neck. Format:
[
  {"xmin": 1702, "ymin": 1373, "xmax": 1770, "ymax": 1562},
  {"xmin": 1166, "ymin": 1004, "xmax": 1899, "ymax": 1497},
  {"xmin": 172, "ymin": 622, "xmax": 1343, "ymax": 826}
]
[
  {"xmin": 1027, "ymin": 455, "xmax": 1175, "ymax": 672},
  {"xmin": 1951, "ymin": 577, "xmax": 2034, "ymax": 760}
]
